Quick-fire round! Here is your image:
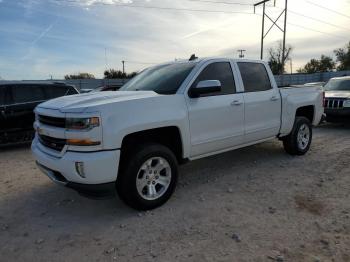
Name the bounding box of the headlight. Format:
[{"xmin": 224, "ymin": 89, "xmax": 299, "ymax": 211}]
[
  {"xmin": 344, "ymin": 99, "xmax": 350, "ymax": 107},
  {"xmin": 66, "ymin": 117, "xmax": 100, "ymax": 130}
]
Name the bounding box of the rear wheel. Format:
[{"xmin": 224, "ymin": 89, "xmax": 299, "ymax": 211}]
[
  {"xmin": 117, "ymin": 143, "xmax": 178, "ymax": 210},
  {"xmin": 282, "ymin": 116, "xmax": 312, "ymax": 155}
]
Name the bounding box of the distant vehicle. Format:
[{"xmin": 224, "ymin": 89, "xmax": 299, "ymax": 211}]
[
  {"xmin": 304, "ymin": 82, "xmax": 325, "ymax": 87},
  {"xmin": 80, "ymin": 88, "xmax": 93, "ymax": 93},
  {"xmin": 91, "ymin": 84, "xmax": 122, "ymax": 92},
  {"xmin": 0, "ymin": 82, "xmax": 79, "ymax": 144},
  {"xmin": 324, "ymin": 76, "xmax": 350, "ymax": 122},
  {"xmin": 32, "ymin": 57, "xmax": 323, "ymax": 210}
]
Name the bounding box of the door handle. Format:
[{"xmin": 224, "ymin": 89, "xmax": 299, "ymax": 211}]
[
  {"xmin": 270, "ymin": 96, "xmax": 279, "ymax": 101},
  {"xmin": 231, "ymin": 100, "xmax": 243, "ymax": 106}
]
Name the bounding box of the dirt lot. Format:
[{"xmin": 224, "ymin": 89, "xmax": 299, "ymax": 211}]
[{"xmin": 0, "ymin": 123, "xmax": 350, "ymax": 262}]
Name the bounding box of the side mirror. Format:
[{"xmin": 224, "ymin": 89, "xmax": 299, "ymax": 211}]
[{"xmin": 189, "ymin": 80, "xmax": 222, "ymax": 98}]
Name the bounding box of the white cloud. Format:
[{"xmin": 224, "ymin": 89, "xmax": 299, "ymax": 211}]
[
  {"xmin": 74, "ymin": 0, "xmax": 133, "ymax": 6},
  {"xmin": 2, "ymin": 0, "xmax": 350, "ymax": 79}
]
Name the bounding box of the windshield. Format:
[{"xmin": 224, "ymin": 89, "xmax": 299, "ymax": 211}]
[
  {"xmin": 324, "ymin": 79, "xmax": 350, "ymax": 91},
  {"xmin": 120, "ymin": 62, "xmax": 196, "ymax": 95}
]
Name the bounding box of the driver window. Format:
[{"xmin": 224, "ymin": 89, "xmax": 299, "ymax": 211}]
[{"xmin": 191, "ymin": 62, "xmax": 236, "ymax": 97}]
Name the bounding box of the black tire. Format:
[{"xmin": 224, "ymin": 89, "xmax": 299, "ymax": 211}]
[
  {"xmin": 116, "ymin": 143, "xmax": 178, "ymax": 210},
  {"xmin": 282, "ymin": 116, "xmax": 312, "ymax": 156}
]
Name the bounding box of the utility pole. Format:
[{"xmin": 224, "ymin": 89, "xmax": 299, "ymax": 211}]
[
  {"xmin": 237, "ymin": 49, "xmax": 246, "ymax": 58},
  {"xmin": 281, "ymin": 0, "xmax": 288, "ymax": 74},
  {"xmin": 260, "ymin": 1, "xmax": 266, "ymax": 59},
  {"xmin": 254, "ymin": 0, "xmax": 270, "ymax": 60},
  {"xmin": 254, "ymin": 0, "xmax": 288, "ymax": 71},
  {"xmin": 105, "ymin": 48, "xmax": 108, "ymax": 70},
  {"xmin": 122, "ymin": 60, "xmax": 125, "ymax": 74},
  {"xmin": 289, "ymin": 58, "xmax": 293, "ymax": 74}
]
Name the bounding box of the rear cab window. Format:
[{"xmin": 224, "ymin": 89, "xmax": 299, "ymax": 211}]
[
  {"xmin": 237, "ymin": 62, "xmax": 272, "ymax": 92},
  {"xmin": 191, "ymin": 62, "xmax": 236, "ymax": 97}
]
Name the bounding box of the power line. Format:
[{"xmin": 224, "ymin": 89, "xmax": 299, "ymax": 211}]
[
  {"xmin": 187, "ymin": 0, "xmax": 254, "ymax": 6},
  {"xmin": 186, "ymin": 0, "xmax": 348, "ymax": 31},
  {"xmin": 51, "ymin": 0, "xmax": 347, "ymax": 41},
  {"xmin": 287, "ymin": 22, "xmax": 347, "ymax": 40},
  {"xmin": 305, "ymin": 0, "xmax": 350, "ymax": 20},
  {"xmin": 51, "ymin": 0, "xmax": 255, "ymax": 14},
  {"xmin": 285, "ymin": 10, "xmax": 347, "ymax": 31}
]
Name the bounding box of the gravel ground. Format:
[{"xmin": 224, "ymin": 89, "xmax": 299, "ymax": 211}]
[{"xmin": 0, "ymin": 123, "xmax": 350, "ymax": 262}]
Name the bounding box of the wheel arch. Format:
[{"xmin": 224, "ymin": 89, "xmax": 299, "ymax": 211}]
[
  {"xmin": 120, "ymin": 126, "xmax": 187, "ymax": 164},
  {"xmin": 295, "ymin": 105, "xmax": 315, "ymax": 123}
]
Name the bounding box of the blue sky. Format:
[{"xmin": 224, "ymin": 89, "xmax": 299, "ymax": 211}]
[{"xmin": 0, "ymin": 0, "xmax": 349, "ymax": 80}]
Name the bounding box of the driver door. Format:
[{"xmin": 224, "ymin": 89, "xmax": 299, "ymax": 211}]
[{"xmin": 186, "ymin": 61, "xmax": 245, "ymax": 157}]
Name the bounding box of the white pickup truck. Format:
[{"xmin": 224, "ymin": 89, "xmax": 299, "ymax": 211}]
[{"xmin": 32, "ymin": 58, "xmax": 324, "ymax": 210}]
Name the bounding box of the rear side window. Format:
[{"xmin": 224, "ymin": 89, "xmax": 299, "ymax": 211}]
[
  {"xmin": 12, "ymin": 85, "xmax": 46, "ymax": 103},
  {"xmin": 44, "ymin": 85, "xmax": 68, "ymax": 99},
  {"xmin": 238, "ymin": 62, "xmax": 272, "ymax": 92},
  {"xmin": 191, "ymin": 62, "xmax": 236, "ymax": 96}
]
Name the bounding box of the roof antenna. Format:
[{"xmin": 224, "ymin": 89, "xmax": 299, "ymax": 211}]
[{"xmin": 189, "ymin": 54, "xmax": 198, "ymax": 61}]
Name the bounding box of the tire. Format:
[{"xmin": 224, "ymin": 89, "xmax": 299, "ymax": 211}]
[
  {"xmin": 116, "ymin": 143, "xmax": 178, "ymax": 210},
  {"xmin": 282, "ymin": 116, "xmax": 312, "ymax": 156}
]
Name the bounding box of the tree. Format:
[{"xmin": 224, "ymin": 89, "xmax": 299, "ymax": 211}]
[
  {"xmin": 104, "ymin": 68, "xmax": 137, "ymax": 79},
  {"xmin": 297, "ymin": 55, "xmax": 335, "ymax": 73},
  {"xmin": 334, "ymin": 41, "xmax": 350, "ymax": 71},
  {"xmin": 64, "ymin": 73, "xmax": 95, "ymax": 80},
  {"xmin": 104, "ymin": 69, "xmax": 126, "ymax": 79},
  {"xmin": 268, "ymin": 41, "xmax": 292, "ymax": 75}
]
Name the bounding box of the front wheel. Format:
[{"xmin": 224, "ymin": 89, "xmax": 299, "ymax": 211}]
[
  {"xmin": 117, "ymin": 143, "xmax": 178, "ymax": 210},
  {"xmin": 282, "ymin": 116, "xmax": 312, "ymax": 155}
]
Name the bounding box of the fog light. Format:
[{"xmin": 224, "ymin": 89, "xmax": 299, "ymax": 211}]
[{"xmin": 75, "ymin": 162, "xmax": 85, "ymax": 178}]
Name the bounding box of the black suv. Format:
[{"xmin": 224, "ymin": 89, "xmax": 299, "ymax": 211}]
[{"xmin": 0, "ymin": 82, "xmax": 79, "ymax": 144}]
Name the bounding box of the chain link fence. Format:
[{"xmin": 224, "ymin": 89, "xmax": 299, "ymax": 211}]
[
  {"xmin": 2, "ymin": 70, "xmax": 350, "ymax": 90},
  {"xmin": 275, "ymin": 70, "xmax": 350, "ymax": 87}
]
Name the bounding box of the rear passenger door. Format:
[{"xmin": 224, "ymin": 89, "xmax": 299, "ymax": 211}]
[
  {"xmin": 7, "ymin": 85, "xmax": 46, "ymax": 131},
  {"xmin": 186, "ymin": 61, "xmax": 245, "ymax": 157},
  {"xmin": 237, "ymin": 62, "xmax": 281, "ymax": 143}
]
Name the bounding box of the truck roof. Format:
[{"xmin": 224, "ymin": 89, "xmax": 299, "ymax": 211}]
[{"xmin": 163, "ymin": 57, "xmax": 266, "ymax": 66}]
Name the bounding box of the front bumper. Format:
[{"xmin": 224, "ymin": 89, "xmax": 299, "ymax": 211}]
[
  {"xmin": 36, "ymin": 162, "xmax": 116, "ymax": 198},
  {"xmin": 325, "ymin": 108, "xmax": 350, "ymax": 117},
  {"xmin": 32, "ymin": 138, "xmax": 120, "ymax": 196}
]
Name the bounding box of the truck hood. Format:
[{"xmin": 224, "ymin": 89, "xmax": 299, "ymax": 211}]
[
  {"xmin": 38, "ymin": 91, "xmax": 160, "ymax": 113},
  {"xmin": 325, "ymin": 90, "xmax": 350, "ymax": 99}
]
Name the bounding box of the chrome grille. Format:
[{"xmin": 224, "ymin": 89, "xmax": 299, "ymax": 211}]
[
  {"xmin": 38, "ymin": 134, "xmax": 66, "ymax": 151},
  {"xmin": 324, "ymin": 98, "xmax": 345, "ymax": 109},
  {"xmin": 38, "ymin": 115, "xmax": 66, "ymax": 128}
]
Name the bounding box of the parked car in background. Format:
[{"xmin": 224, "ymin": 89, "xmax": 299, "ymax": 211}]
[
  {"xmin": 80, "ymin": 88, "xmax": 93, "ymax": 93},
  {"xmin": 91, "ymin": 84, "xmax": 122, "ymax": 92},
  {"xmin": 304, "ymin": 82, "xmax": 325, "ymax": 87},
  {"xmin": 324, "ymin": 76, "xmax": 350, "ymax": 122},
  {"xmin": 0, "ymin": 82, "xmax": 79, "ymax": 145},
  {"xmin": 32, "ymin": 57, "xmax": 323, "ymax": 210}
]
